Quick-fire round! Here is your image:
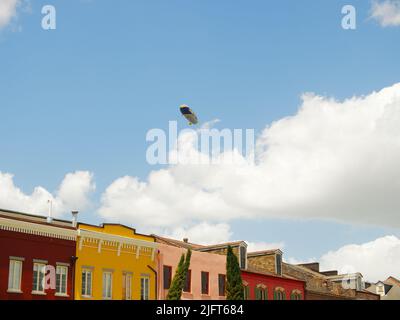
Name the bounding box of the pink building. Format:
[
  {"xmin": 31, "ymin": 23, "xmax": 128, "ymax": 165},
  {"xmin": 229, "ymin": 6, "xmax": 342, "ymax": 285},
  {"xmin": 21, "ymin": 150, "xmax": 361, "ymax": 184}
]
[{"xmin": 156, "ymin": 239, "xmax": 227, "ymax": 300}]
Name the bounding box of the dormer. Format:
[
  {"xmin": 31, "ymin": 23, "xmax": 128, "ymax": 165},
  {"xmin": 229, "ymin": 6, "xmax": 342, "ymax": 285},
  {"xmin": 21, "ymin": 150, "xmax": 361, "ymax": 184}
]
[{"xmin": 247, "ymin": 249, "xmax": 283, "ymax": 275}]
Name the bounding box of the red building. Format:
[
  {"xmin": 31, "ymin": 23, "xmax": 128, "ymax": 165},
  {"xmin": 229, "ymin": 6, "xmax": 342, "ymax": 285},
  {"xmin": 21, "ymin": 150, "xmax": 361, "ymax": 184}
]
[
  {"xmin": 242, "ymin": 267, "xmax": 306, "ymax": 300},
  {"xmin": 0, "ymin": 209, "xmax": 77, "ymax": 300}
]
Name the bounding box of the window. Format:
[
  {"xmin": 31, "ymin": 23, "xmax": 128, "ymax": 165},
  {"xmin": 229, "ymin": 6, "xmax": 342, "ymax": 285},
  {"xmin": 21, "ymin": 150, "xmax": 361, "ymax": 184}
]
[
  {"xmin": 275, "ymin": 254, "xmax": 282, "ymax": 276},
  {"xmin": 183, "ymin": 270, "xmax": 191, "ymax": 293},
  {"xmin": 163, "ymin": 266, "xmax": 172, "ymax": 290},
  {"xmin": 290, "ymin": 291, "xmax": 302, "ymax": 300},
  {"xmin": 218, "ymin": 274, "xmax": 226, "ymax": 296},
  {"xmin": 32, "ymin": 263, "xmax": 46, "ymax": 293},
  {"xmin": 56, "ymin": 265, "xmax": 68, "ymax": 295},
  {"xmin": 255, "ymin": 286, "xmax": 268, "ymax": 300},
  {"xmin": 201, "ymin": 271, "xmax": 209, "ymax": 295},
  {"xmin": 239, "ymin": 246, "xmax": 247, "ymax": 269},
  {"xmin": 274, "ymin": 288, "xmax": 286, "ymax": 300},
  {"xmin": 141, "ymin": 276, "xmax": 150, "ymax": 300},
  {"xmin": 8, "ymin": 259, "xmax": 23, "ymax": 292},
  {"xmin": 102, "ymin": 271, "xmax": 113, "ymax": 299},
  {"xmin": 81, "ymin": 268, "xmax": 93, "ymax": 297},
  {"xmin": 122, "ymin": 273, "xmax": 132, "ymax": 300},
  {"xmin": 243, "ymin": 285, "xmax": 250, "ymax": 300}
]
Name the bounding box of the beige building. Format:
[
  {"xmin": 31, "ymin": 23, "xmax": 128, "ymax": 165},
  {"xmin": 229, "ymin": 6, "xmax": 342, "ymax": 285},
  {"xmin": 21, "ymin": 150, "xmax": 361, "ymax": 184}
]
[
  {"xmin": 282, "ymin": 262, "xmax": 380, "ymax": 300},
  {"xmin": 365, "ymin": 277, "xmax": 400, "ymax": 300}
]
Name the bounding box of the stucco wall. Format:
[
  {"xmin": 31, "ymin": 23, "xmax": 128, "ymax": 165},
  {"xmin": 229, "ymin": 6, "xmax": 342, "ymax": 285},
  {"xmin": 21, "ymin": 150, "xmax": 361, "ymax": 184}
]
[
  {"xmin": 0, "ymin": 229, "xmax": 76, "ymax": 300},
  {"xmin": 241, "ymin": 270, "xmax": 305, "ymax": 300},
  {"xmin": 157, "ymin": 243, "xmax": 227, "ymax": 300}
]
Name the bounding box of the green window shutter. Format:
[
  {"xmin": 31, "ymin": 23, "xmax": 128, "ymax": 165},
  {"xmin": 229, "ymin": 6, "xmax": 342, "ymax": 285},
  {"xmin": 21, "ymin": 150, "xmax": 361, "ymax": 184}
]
[
  {"xmin": 273, "ymin": 290, "xmax": 277, "ymax": 300},
  {"xmin": 283, "ymin": 292, "xmax": 286, "ymax": 300},
  {"xmin": 255, "ymin": 287, "xmax": 259, "ymax": 300},
  {"xmin": 264, "ymin": 288, "xmax": 268, "ymax": 300}
]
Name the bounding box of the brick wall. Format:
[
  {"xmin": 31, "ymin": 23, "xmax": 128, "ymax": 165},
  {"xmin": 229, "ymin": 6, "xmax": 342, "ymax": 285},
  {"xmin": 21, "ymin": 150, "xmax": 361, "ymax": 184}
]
[{"xmin": 247, "ymin": 255, "xmax": 276, "ymax": 274}]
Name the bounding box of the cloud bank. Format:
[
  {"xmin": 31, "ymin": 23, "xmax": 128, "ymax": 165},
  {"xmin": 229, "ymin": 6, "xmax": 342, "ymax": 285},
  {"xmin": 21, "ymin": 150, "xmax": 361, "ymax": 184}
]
[
  {"xmin": 320, "ymin": 235, "xmax": 400, "ymax": 282},
  {"xmin": 371, "ymin": 0, "xmax": 400, "ymax": 27},
  {"xmin": 99, "ymin": 83, "xmax": 400, "ymax": 232},
  {"xmin": 0, "ymin": 0, "xmax": 20, "ymax": 29},
  {"xmin": 0, "ymin": 171, "xmax": 95, "ymax": 217}
]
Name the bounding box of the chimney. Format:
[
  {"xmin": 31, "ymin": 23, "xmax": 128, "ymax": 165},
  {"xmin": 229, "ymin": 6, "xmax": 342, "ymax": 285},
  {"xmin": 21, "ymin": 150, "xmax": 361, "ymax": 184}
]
[
  {"xmin": 47, "ymin": 200, "xmax": 53, "ymax": 223},
  {"xmin": 71, "ymin": 211, "xmax": 79, "ymax": 228},
  {"xmin": 183, "ymin": 238, "xmax": 189, "ymax": 243}
]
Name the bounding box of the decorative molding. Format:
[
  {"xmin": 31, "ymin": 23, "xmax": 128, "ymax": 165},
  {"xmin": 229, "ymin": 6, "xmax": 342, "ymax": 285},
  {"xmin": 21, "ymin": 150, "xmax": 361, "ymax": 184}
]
[
  {"xmin": 77, "ymin": 229, "xmax": 157, "ymax": 258},
  {"xmin": 0, "ymin": 217, "xmax": 76, "ymax": 241},
  {"xmin": 9, "ymin": 256, "xmax": 25, "ymax": 262},
  {"xmin": 56, "ymin": 262, "xmax": 70, "ymax": 267},
  {"xmin": 33, "ymin": 259, "xmax": 48, "ymax": 264}
]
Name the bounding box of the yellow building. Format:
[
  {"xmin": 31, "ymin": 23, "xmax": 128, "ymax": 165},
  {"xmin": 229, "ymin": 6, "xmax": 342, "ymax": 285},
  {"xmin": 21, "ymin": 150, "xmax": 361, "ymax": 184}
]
[{"xmin": 74, "ymin": 223, "xmax": 158, "ymax": 300}]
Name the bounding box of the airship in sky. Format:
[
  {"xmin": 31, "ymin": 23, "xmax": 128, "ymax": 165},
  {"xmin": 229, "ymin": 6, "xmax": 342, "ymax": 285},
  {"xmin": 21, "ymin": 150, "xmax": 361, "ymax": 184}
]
[{"xmin": 180, "ymin": 104, "xmax": 199, "ymax": 125}]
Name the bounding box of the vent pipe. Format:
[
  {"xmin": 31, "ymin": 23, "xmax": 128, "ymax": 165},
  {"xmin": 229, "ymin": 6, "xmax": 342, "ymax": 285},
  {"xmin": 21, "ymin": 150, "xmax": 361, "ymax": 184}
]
[
  {"xmin": 47, "ymin": 200, "xmax": 53, "ymax": 223},
  {"xmin": 71, "ymin": 211, "xmax": 79, "ymax": 228}
]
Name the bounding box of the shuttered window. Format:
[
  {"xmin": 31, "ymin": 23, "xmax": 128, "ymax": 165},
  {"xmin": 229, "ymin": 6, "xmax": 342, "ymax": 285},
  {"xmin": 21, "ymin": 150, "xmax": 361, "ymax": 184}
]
[
  {"xmin": 218, "ymin": 274, "xmax": 226, "ymax": 296},
  {"xmin": 183, "ymin": 270, "xmax": 191, "ymax": 293},
  {"xmin": 243, "ymin": 285, "xmax": 250, "ymax": 300},
  {"xmin": 201, "ymin": 271, "xmax": 209, "ymax": 295},
  {"xmin": 255, "ymin": 286, "xmax": 268, "ymax": 300},
  {"xmin": 163, "ymin": 266, "xmax": 172, "ymax": 290}
]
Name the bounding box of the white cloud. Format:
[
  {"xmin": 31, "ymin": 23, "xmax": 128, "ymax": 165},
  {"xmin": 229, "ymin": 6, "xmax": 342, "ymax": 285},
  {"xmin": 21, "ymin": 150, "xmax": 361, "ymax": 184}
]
[
  {"xmin": 247, "ymin": 241, "xmax": 285, "ymax": 253},
  {"xmin": 99, "ymin": 83, "xmax": 400, "ymax": 230},
  {"xmin": 320, "ymin": 236, "xmax": 400, "ymax": 282},
  {"xmin": 285, "ymin": 257, "xmax": 317, "ymax": 265},
  {"xmin": 158, "ymin": 222, "xmax": 284, "ymax": 251},
  {"xmin": 370, "ymin": 0, "xmax": 400, "ymax": 27},
  {"xmin": 57, "ymin": 171, "xmax": 95, "ymax": 212},
  {"xmin": 0, "ymin": 171, "xmax": 95, "ymax": 217},
  {"xmin": 0, "ymin": 0, "xmax": 22, "ymax": 29},
  {"xmin": 163, "ymin": 222, "xmax": 233, "ymax": 245}
]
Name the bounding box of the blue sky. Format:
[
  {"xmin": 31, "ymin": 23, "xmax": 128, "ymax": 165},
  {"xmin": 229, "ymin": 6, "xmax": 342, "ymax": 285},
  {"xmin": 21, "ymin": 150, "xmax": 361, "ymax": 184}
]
[{"xmin": 1, "ymin": 0, "xmax": 400, "ymax": 275}]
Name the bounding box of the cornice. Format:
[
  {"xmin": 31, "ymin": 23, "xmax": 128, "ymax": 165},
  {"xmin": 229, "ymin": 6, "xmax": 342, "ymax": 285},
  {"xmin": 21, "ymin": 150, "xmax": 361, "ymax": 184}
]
[{"xmin": 0, "ymin": 217, "xmax": 77, "ymax": 241}]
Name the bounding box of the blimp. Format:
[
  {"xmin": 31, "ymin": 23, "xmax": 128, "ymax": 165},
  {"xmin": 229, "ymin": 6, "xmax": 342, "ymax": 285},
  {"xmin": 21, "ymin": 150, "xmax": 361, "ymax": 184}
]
[{"xmin": 180, "ymin": 104, "xmax": 198, "ymax": 125}]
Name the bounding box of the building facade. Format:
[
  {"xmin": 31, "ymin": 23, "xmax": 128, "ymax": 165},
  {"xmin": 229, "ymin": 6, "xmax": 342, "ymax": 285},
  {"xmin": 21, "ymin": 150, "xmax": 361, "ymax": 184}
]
[
  {"xmin": 365, "ymin": 277, "xmax": 400, "ymax": 300},
  {"xmin": 242, "ymin": 268, "xmax": 305, "ymax": 300},
  {"xmin": 74, "ymin": 223, "xmax": 158, "ymax": 300},
  {"xmin": 283, "ymin": 262, "xmax": 380, "ymax": 300},
  {"xmin": 0, "ymin": 209, "xmax": 77, "ymax": 300},
  {"xmin": 156, "ymin": 241, "xmax": 227, "ymax": 300}
]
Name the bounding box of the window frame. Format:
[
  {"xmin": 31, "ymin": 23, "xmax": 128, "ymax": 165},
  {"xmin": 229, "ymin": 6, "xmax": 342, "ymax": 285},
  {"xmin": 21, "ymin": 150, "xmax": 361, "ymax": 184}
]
[
  {"xmin": 140, "ymin": 275, "xmax": 150, "ymax": 300},
  {"xmin": 290, "ymin": 290, "xmax": 302, "ymax": 300},
  {"xmin": 183, "ymin": 269, "xmax": 192, "ymax": 293},
  {"xmin": 32, "ymin": 262, "xmax": 47, "ymax": 294},
  {"xmin": 274, "ymin": 288, "xmax": 286, "ymax": 300},
  {"xmin": 102, "ymin": 271, "xmax": 113, "ymax": 300},
  {"xmin": 243, "ymin": 285, "xmax": 250, "ymax": 300},
  {"xmin": 7, "ymin": 258, "xmax": 23, "ymax": 293},
  {"xmin": 122, "ymin": 272, "xmax": 132, "ymax": 300},
  {"xmin": 218, "ymin": 274, "xmax": 226, "ymax": 297},
  {"xmin": 163, "ymin": 265, "xmax": 172, "ymax": 290},
  {"xmin": 239, "ymin": 245, "xmax": 247, "ymax": 269},
  {"xmin": 275, "ymin": 253, "xmax": 282, "ymax": 276},
  {"xmin": 255, "ymin": 285, "xmax": 268, "ymax": 300},
  {"xmin": 55, "ymin": 265, "xmax": 68, "ymax": 296},
  {"xmin": 201, "ymin": 271, "xmax": 210, "ymax": 295},
  {"xmin": 81, "ymin": 267, "xmax": 93, "ymax": 298}
]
